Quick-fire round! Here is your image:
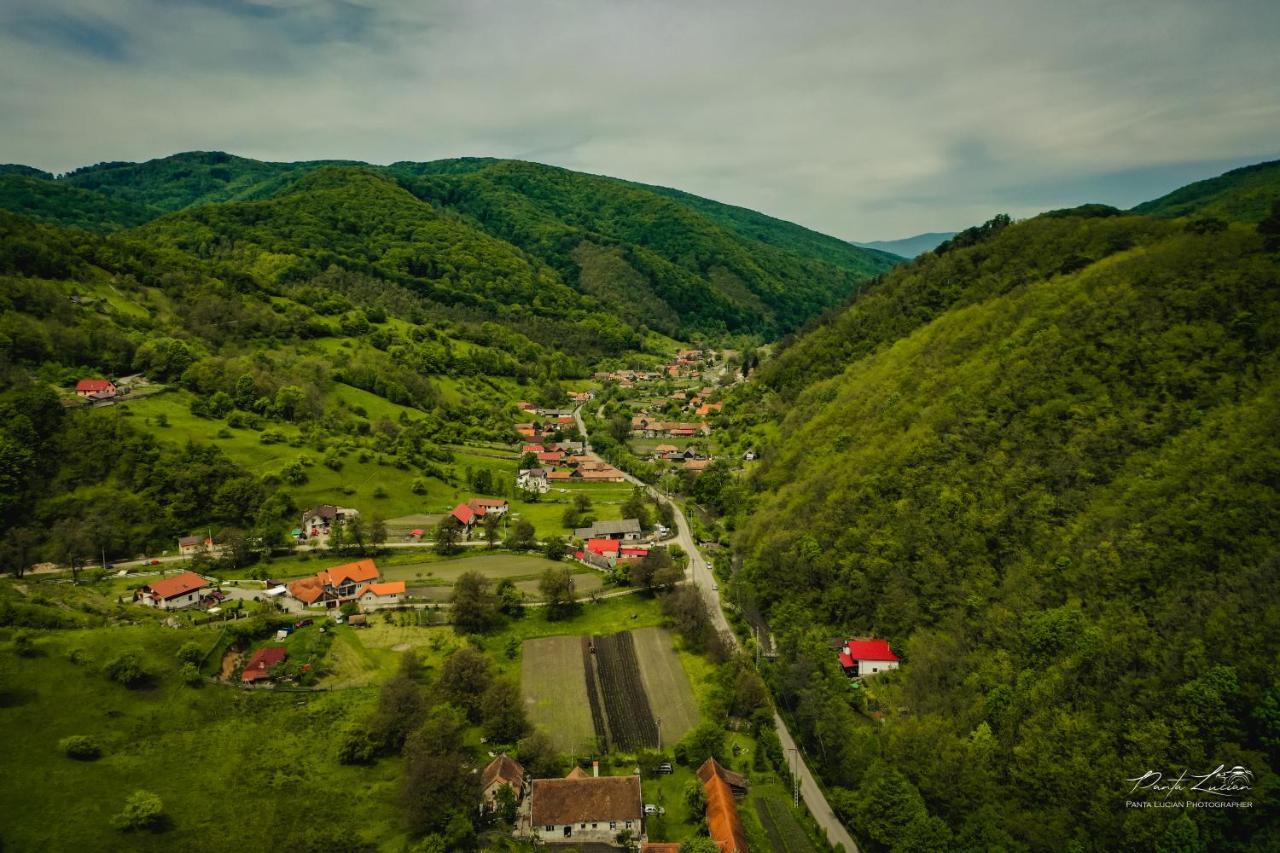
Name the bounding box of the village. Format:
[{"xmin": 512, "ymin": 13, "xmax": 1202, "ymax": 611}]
[{"xmin": 9, "ymin": 346, "xmax": 898, "ymax": 853}]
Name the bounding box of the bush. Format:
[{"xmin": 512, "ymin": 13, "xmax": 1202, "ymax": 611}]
[
  {"xmin": 337, "ymin": 724, "xmax": 382, "ymax": 765},
  {"xmin": 59, "ymin": 735, "xmax": 102, "ymax": 761},
  {"xmin": 12, "ymin": 630, "xmax": 37, "ymax": 657},
  {"xmin": 176, "ymin": 641, "xmax": 203, "ymax": 666},
  {"xmin": 178, "ymin": 663, "xmax": 203, "ymax": 687},
  {"xmin": 104, "ymin": 652, "xmax": 151, "ymax": 688},
  {"xmin": 111, "ymin": 790, "xmax": 166, "ymax": 832}
]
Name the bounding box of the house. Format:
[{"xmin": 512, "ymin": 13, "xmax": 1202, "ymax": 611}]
[
  {"xmin": 177, "ymin": 534, "xmax": 215, "ymax": 556},
  {"xmin": 135, "ymin": 571, "xmax": 209, "ymax": 610},
  {"xmin": 582, "ymin": 539, "xmax": 622, "ymax": 567},
  {"xmin": 288, "ymin": 559, "xmax": 380, "ymax": 607},
  {"xmin": 652, "ymin": 444, "xmax": 678, "ymax": 459},
  {"xmin": 451, "ymin": 503, "xmax": 481, "ymax": 533},
  {"xmin": 574, "ymin": 519, "xmax": 642, "ymax": 541},
  {"xmin": 300, "ymin": 504, "xmax": 359, "ymax": 534},
  {"xmin": 521, "ymin": 443, "xmax": 546, "ymax": 455},
  {"xmin": 517, "ymin": 401, "xmax": 539, "ymax": 412},
  {"xmin": 701, "ymin": 760, "xmax": 749, "ymax": 853},
  {"xmin": 695, "ymin": 402, "xmax": 723, "ymax": 417},
  {"xmin": 481, "ymin": 754, "xmax": 525, "ymax": 812},
  {"xmin": 697, "ymin": 758, "xmax": 749, "ymax": 799},
  {"xmin": 74, "ymin": 378, "xmax": 117, "ymax": 399},
  {"xmin": 619, "ymin": 547, "xmax": 649, "ymax": 562},
  {"xmin": 528, "ymin": 773, "xmax": 643, "ymax": 846},
  {"xmin": 548, "ymin": 470, "xmax": 574, "ymax": 482},
  {"xmin": 356, "ymin": 581, "xmax": 406, "ymax": 610},
  {"xmin": 468, "ymin": 498, "xmax": 509, "ymax": 517},
  {"xmin": 516, "ymin": 426, "xmax": 539, "ymax": 439},
  {"xmin": 518, "ymin": 468, "xmax": 550, "ymax": 493},
  {"xmin": 838, "ymin": 638, "xmax": 900, "ymax": 678},
  {"xmin": 241, "ymin": 646, "xmax": 286, "ymax": 684},
  {"xmin": 576, "ymin": 465, "xmax": 626, "ymax": 482},
  {"xmin": 537, "ymin": 451, "xmax": 565, "ymax": 465}
]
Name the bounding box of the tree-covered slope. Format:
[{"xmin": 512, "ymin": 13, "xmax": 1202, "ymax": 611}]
[
  {"xmin": 0, "ymin": 152, "xmax": 898, "ymax": 338},
  {"xmin": 729, "ymin": 210, "xmax": 1280, "ymax": 849},
  {"xmin": 1132, "ymin": 158, "xmax": 1280, "ymax": 223}
]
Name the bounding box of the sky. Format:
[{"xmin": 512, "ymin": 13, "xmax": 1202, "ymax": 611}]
[{"xmin": 2, "ymin": 0, "xmax": 1278, "ymax": 239}]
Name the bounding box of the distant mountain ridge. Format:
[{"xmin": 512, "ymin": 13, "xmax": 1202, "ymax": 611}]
[
  {"xmin": 0, "ymin": 151, "xmax": 900, "ymax": 339},
  {"xmin": 852, "ymin": 231, "xmax": 958, "ymax": 258}
]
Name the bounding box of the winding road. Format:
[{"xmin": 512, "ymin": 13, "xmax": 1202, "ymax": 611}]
[{"xmin": 573, "ymin": 405, "xmax": 860, "ymax": 853}]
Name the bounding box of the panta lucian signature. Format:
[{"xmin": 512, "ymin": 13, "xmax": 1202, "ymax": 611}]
[{"xmin": 1126, "ymin": 765, "xmax": 1254, "ymax": 800}]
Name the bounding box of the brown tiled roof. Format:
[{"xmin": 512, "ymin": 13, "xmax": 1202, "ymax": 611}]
[
  {"xmin": 641, "ymin": 845, "xmax": 682, "ymax": 853},
  {"xmin": 704, "ymin": 770, "xmax": 749, "ymax": 853},
  {"xmin": 530, "ymin": 776, "xmax": 642, "ymax": 826},
  {"xmin": 482, "ymin": 754, "xmax": 525, "ymax": 795},
  {"xmin": 566, "ymin": 766, "xmax": 590, "ymax": 779}
]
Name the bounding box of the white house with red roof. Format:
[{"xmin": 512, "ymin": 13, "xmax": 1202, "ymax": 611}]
[
  {"xmin": 288, "ymin": 559, "xmax": 380, "ymax": 607},
  {"xmin": 838, "ymin": 638, "xmax": 900, "ymax": 678},
  {"xmin": 135, "ymin": 571, "xmax": 209, "ymax": 610},
  {"xmin": 74, "ymin": 378, "xmax": 117, "ymax": 399}
]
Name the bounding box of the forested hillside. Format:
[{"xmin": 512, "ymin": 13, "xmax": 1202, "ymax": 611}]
[
  {"xmin": 0, "ymin": 151, "xmax": 899, "ymax": 338},
  {"xmin": 723, "ymin": 170, "xmax": 1280, "ymax": 851},
  {"xmin": 1133, "ymin": 158, "xmax": 1280, "ymax": 223}
]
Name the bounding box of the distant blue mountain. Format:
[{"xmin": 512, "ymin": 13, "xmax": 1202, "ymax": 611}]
[{"xmin": 853, "ymin": 231, "xmax": 958, "ymax": 258}]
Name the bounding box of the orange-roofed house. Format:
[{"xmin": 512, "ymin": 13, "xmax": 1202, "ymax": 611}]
[
  {"xmin": 451, "ymin": 503, "xmax": 481, "ymax": 531},
  {"xmin": 288, "ymin": 559, "xmax": 380, "ymax": 608},
  {"xmin": 241, "ymin": 646, "xmax": 286, "ymax": 684},
  {"xmin": 135, "ymin": 570, "xmax": 209, "ymax": 610},
  {"xmin": 468, "ymin": 498, "xmax": 509, "ymax": 516},
  {"xmin": 702, "ymin": 760, "xmax": 749, "ymax": 853},
  {"xmin": 356, "ymin": 581, "xmax": 406, "ymax": 610}
]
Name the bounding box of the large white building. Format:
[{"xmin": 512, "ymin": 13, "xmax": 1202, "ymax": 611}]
[{"xmin": 529, "ymin": 772, "xmax": 643, "ymax": 847}]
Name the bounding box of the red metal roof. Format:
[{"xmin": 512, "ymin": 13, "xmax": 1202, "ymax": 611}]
[
  {"xmin": 75, "ymin": 378, "xmax": 113, "ymax": 392},
  {"xmin": 844, "ymin": 639, "xmax": 899, "ymax": 662},
  {"xmin": 451, "ymin": 504, "xmax": 478, "ymax": 525},
  {"xmin": 586, "ymin": 538, "xmax": 621, "ymax": 555}
]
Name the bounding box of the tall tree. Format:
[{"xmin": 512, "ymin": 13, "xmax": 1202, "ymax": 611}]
[{"xmin": 450, "ymin": 570, "xmax": 500, "ymax": 634}]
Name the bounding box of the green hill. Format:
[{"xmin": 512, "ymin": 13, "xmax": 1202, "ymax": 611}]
[
  {"xmin": 0, "ymin": 152, "xmax": 899, "ymax": 339},
  {"xmin": 1132, "ymin": 157, "xmax": 1280, "ymax": 222},
  {"xmin": 721, "ymin": 171, "xmax": 1280, "ymax": 850}
]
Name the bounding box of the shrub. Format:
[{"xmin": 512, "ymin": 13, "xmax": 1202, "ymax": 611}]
[
  {"xmin": 176, "ymin": 642, "xmax": 203, "ymax": 666},
  {"xmin": 111, "ymin": 790, "xmax": 165, "ymax": 832},
  {"xmin": 178, "ymin": 663, "xmax": 203, "ymax": 687},
  {"xmin": 59, "ymin": 735, "xmax": 102, "ymax": 761},
  {"xmin": 337, "ymin": 724, "xmax": 382, "ymax": 765},
  {"xmin": 12, "ymin": 630, "xmax": 37, "ymax": 657},
  {"xmin": 104, "ymin": 652, "xmax": 151, "ymax": 688}
]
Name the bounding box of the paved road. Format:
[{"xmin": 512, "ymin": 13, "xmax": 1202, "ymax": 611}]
[{"xmin": 573, "ymin": 405, "xmax": 860, "ymax": 853}]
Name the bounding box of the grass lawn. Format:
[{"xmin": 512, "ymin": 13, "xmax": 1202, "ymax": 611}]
[{"xmin": 0, "ymin": 623, "xmax": 401, "ymax": 852}]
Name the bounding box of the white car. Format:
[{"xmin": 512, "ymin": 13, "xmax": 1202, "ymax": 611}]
[{"xmin": 643, "ymin": 804, "xmax": 665, "ymax": 816}]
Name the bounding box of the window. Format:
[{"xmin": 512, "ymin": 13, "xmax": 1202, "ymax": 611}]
[
  {"xmin": 544, "ymin": 826, "xmax": 552, "ymax": 832},
  {"xmin": 592, "ymin": 823, "xmax": 598, "ymax": 829},
  {"xmin": 625, "ymin": 821, "xmax": 633, "ymax": 829},
  {"xmin": 610, "ymin": 822, "xmax": 617, "ymax": 830}
]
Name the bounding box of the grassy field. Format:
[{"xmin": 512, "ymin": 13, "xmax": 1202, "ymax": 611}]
[
  {"xmin": 520, "ymin": 635, "xmax": 597, "ymax": 754},
  {"xmin": 631, "ymin": 626, "xmax": 699, "ymax": 746},
  {"xmin": 0, "ymin": 623, "xmax": 399, "ymax": 852},
  {"xmin": 754, "ymin": 792, "xmax": 820, "ymax": 852}
]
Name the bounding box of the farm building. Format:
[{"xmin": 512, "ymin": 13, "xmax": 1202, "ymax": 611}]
[
  {"xmin": 356, "ymin": 581, "xmax": 406, "ymax": 610},
  {"xmin": 697, "ymin": 758, "xmax": 749, "ymax": 799},
  {"xmin": 299, "ymin": 504, "xmax": 359, "ymax": 534},
  {"xmin": 574, "ymin": 519, "xmax": 642, "ymax": 541},
  {"xmin": 528, "ymin": 773, "xmax": 643, "ymax": 846},
  {"xmin": 838, "ymin": 638, "xmax": 900, "ymax": 678},
  {"xmin": 481, "ymin": 754, "xmax": 525, "ymax": 812},
  {"xmin": 134, "ymin": 571, "xmax": 209, "ymax": 610},
  {"xmin": 702, "ymin": 760, "xmax": 749, "ymax": 853},
  {"xmin": 241, "ymin": 646, "xmax": 286, "ymax": 684}
]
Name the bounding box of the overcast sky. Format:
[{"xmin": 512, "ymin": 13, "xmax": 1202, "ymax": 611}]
[{"xmin": 2, "ymin": 0, "xmax": 1278, "ymax": 238}]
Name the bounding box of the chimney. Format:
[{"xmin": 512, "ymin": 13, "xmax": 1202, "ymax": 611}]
[{"xmin": 592, "ymin": 760, "xmax": 599, "ymax": 778}]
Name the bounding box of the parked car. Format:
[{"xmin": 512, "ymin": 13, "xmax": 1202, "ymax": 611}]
[
  {"xmin": 643, "ymin": 804, "xmax": 665, "ymax": 816},
  {"xmin": 294, "ymin": 618, "xmax": 313, "ymax": 629},
  {"xmin": 657, "ymin": 763, "xmax": 673, "ymax": 775}
]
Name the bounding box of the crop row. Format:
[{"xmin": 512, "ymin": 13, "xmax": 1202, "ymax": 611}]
[
  {"xmin": 581, "ymin": 636, "xmax": 609, "ymax": 750},
  {"xmin": 592, "ymin": 632, "xmax": 659, "ymax": 751}
]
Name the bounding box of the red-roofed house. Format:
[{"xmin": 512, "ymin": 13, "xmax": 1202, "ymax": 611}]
[
  {"xmin": 585, "ymin": 539, "xmax": 621, "ymax": 557},
  {"xmin": 74, "ymin": 378, "xmax": 117, "ymax": 399},
  {"xmin": 356, "ymin": 581, "xmax": 406, "ymax": 610},
  {"xmin": 135, "ymin": 571, "xmax": 209, "ymax": 610},
  {"xmin": 702, "ymin": 760, "xmax": 749, "ymax": 853},
  {"xmin": 481, "ymin": 754, "xmax": 526, "ymax": 811},
  {"xmin": 838, "ymin": 638, "xmax": 900, "ymax": 678},
  {"xmin": 537, "ymin": 451, "xmax": 565, "ymax": 465},
  {"xmin": 521, "ymin": 444, "xmax": 546, "ymax": 454},
  {"xmin": 241, "ymin": 646, "xmax": 287, "ymax": 684},
  {"xmin": 451, "ymin": 503, "xmax": 480, "ymax": 529}
]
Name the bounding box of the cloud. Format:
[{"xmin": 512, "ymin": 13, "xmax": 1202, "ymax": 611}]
[{"xmin": 0, "ymin": 0, "xmax": 1278, "ymax": 237}]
